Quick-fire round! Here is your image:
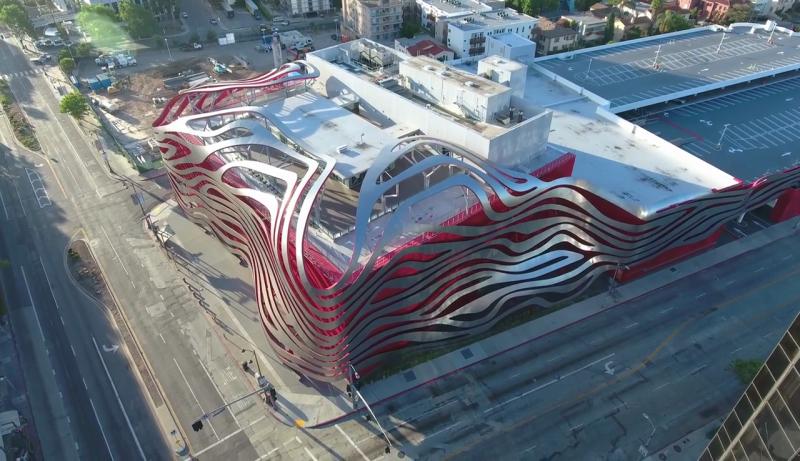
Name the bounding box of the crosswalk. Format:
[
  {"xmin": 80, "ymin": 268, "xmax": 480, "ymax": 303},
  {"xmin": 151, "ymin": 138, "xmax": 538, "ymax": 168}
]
[{"xmin": 0, "ymin": 68, "xmax": 43, "ymax": 80}]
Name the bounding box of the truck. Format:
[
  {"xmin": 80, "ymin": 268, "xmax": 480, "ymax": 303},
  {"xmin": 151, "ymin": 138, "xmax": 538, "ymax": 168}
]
[
  {"xmin": 222, "ymin": 2, "xmax": 235, "ymax": 18},
  {"xmin": 279, "ymin": 30, "xmax": 312, "ymax": 50},
  {"xmin": 244, "ymin": 0, "xmax": 261, "ymax": 19},
  {"xmin": 91, "ymin": 95, "xmax": 120, "ymax": 113}
]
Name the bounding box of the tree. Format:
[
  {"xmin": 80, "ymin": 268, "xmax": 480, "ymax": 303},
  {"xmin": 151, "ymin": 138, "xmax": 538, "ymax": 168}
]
[
  {"xmin": 0, "ymin": 1, "xmax": 33, "ymax": 35},
  {"xmin": 625, "ymin": 26, "xmax": 642, "ymax": 40},
  {"xmin": 650, "ymin": 0, "xmax": 664, "ymax": 14},
  {"xmin": 59, "ymin": 57, "xmax": 75, "ymax": 74},
  {"xmin": 75, "ymin": 42, "xmax": 95, "ymax": 58},
  {"xmin": 605, "ymin": 11, "xmax": 616, "ymax": 42},
  {"xmin": 400, "ymin": 20, "xmax": 421, "ymax": 38},
  {"xmin": 60, "ymin": 91, "xmax": 88, "ymax": 118},
  {"xmin": 119, "ymin": 0, "xmax": 158, "ymax": 39},
  {"xmin": 655, "ymin": 11, "xmax": 692, "ymax": 33},
  {"xmin": 730, "ymin": 359, "xmax": 761, "ymax": 385},
  {"xmin": 722, "ymin": 4, "xmax": 751, "ymax": 25},
  {"xmin": 206, "ymin": 29, "xmax": 218, "ymax": 42}
]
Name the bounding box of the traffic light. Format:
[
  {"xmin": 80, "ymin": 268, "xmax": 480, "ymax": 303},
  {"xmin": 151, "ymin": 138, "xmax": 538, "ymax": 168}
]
[
  {"xmin": 242, "ymin": 361, "xmax": 250, "ymax": 373},
  {"xmin": 192, "ymin": 420, "xmax": 203, "ymax": 432},
  {"xmin": 346, "ymin": 384, "xmax": 352, "ymax": 398},
  {"xmin": 385, "ymin": 445, "xmax": 391, "ymax": 454},
  {"xmin": 269, "ymin": 386, "xmax": 277, "ymax": 402},
  {"xmin": 354, "ymin": 378, "xmax": 362, "ymax": 390}
]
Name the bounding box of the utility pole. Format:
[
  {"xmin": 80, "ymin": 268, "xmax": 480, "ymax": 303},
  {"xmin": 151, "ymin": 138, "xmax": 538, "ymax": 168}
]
[
  {"xmin": 192, "ymin": 377, "xmax": 276, "ymax": 432},
  {"xmin": 346, "ymin": 365, "xmax": 401, "ymax": 456}
]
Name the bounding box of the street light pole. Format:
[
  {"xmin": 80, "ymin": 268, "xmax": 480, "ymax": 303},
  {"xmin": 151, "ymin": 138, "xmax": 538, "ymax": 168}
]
[
  {"xmin": 716, "ymin": 123, "xmax": 731, "ymax": 148},
  {"xmin": 164, "ymin": 37, "xmax": 172, "ymax": 60},
  {"xmin": 242, "ymin": 348, "xmax": 262, "ymax": 376}
]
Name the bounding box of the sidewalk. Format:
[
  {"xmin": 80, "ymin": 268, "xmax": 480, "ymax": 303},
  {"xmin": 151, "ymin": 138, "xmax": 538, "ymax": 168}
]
[
  {"xmin": 149, "ymin": 200, "xmax": 352, "ymax": 428},
  {"xmin": 149, "ymin": 195, "xmax": 800, "ymax": 428}
]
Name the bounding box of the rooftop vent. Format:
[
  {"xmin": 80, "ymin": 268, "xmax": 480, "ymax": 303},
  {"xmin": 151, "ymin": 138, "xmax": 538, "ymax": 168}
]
[{"xmin": 464, "ymin": 81, "xmax": 479, "ymax": 87}]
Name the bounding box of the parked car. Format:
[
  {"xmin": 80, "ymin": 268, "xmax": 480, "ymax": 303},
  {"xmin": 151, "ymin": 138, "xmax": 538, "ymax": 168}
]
[
  {"xmin": 182, "ymin": 11, "xmax": 189, "ymax": 18},
  {"xmin": 52, "ymin": 38, "xmax": 64, "ymax": 47},
  {"xmin": 209, "ymin": 17, "xmax": 219, "ymax": 25},
  {"xmin": 30, "ymin": 56, "xmax": 45, "ymax": 65}
]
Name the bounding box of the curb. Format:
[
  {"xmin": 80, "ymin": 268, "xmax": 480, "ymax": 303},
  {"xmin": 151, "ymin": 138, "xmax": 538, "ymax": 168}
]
[
  {"xmin": 80, "ymin": 229, "xmax": 190, "ymax": 458},
  {"xmin": 309, "ymin": 222, "xmax": 798, "ymax": 428}
]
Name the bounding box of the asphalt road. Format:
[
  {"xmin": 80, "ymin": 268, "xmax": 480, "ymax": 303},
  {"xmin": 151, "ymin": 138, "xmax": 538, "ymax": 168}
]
[{"xmin": 0, "ymin": 37, "xmax": 169, "ymax": 459}]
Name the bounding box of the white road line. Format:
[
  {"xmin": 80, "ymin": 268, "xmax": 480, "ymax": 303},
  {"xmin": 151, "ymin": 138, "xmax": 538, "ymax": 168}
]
[
  {"xmin": 0, "ymin": 190, "xmax": 8, "ymax": 219},
  {"xmin": 13, "ymin": 182, "xmax": 26, "ymax": 216},
  {"xmin": 335, "ymin": 424, "xmax": 369, "ymax": 460},
  {"xmin": 724, "ymin": 280, "xmax": 736, "ymax": 286},
  {"xmin": 654, "ymin": 381, "xmax": 671, "ymax": 391},
  {"xmin": 659, "ymin": 307, "xmax": 674, "ymax": 314},
  {"xmin": 70, "ymin": 344, "xmax": 77, "ymax": 357},
  {"xmin": 196, "ymin": 358, "xmax": 240, "ymax": 428},
  {"xmin": 91, "ymin": 336, "xmax": 146, "ymax": 460},
  {"xmin": 781, "ymin": 255, "xmax": 792, "ymax": 261},
  {"xmin": 89, "ymin": 398, "xmax": 116, "ymax": 461},
  {"xmin": 696, "ymin": 292, "xmax": 707, "ymax": 299},
  {"xmin": 189, "ymin": 415, "xmax": 267, "ymax": 459},
  {"xmin": 755, "ymin": 267, "xmax": 765, "ymax": 273},
  {"xmin": 484, "ymin": 353, "xmax": 615, "ymax": 414},
  {"xmin": 624, "ymin": 322, "xmax": 639, "ymax": 329},
  {"xmin": 427, "ymin": 421, "xmax": 462, "ymax": 439},
  {"xmin": 730, "ymin": 346, "xmax": 744, "ymax": 355},
  {"xmin": 173, "ymin": 357, "xmax": 220, "ymax": 440},
  {"xmin": 59, "ymin": 315, "xmax": 65, "ymax": 325},
  {"xmin": 303, "ymin": 446, "xmax": 319, "ymax": 461},
  {"xmin": 159, "ymin": 334, "xmax": 166, "ymax": 344},
  {"xmin": 521, "ymin": 444, "xmax": 537, "ymax": 454},
  {"xmin": 20, "ymin": 267, "xmax": 45, "ymax": 341},
  {"xmin": 100, "ymin": 225, "xmax": 134, "ymax": 286}
]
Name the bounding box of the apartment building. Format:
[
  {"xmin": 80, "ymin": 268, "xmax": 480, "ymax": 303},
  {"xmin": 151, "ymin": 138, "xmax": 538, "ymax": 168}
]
[
  {"xmin": 343, "ymin": 0, "xmax": 405, "ymax": 41},
  {"xmin": 446, "ymin": 8, "xmax": 537, "ymax": 58}
]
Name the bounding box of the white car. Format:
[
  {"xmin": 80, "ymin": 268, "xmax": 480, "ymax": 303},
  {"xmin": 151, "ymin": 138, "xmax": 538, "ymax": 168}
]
[{"xmin": 182, "ymin": 12, "xmax": 188, "ymax": 18}]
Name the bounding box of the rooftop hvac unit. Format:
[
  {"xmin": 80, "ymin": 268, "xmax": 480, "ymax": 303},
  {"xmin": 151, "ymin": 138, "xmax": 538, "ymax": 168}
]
[{"xmin": 336, "ymin": 145, "xmax": 349, "ymax": 154}]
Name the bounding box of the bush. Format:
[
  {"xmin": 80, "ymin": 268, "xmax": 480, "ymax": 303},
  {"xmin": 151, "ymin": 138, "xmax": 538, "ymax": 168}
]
[
  {"xmin": 731, "ymin": 359, "xmax": 761, "ymax": 385},
  {"xmin": 59, "ymin": 57, "xmax": 76, "ymax": 74}
]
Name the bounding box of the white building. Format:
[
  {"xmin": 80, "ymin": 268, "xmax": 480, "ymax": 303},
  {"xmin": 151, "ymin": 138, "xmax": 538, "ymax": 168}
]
[
  {"xmin": 416, "ymin": 0, "xmax": 495, "ymax": 40},
  {"xmin": 284, "ymin": 0, "xmax": 332, "ymax": 16},
  {"xmin": 478, "ymin": 55, "xmax": 528, "ymax": 97},
  {"xmin": 485, "ymin": 32, "xmax": 536, "ymax": 60},
  {"xmin": 446, "ymin": 8, "xmax": 537, "ymax": 58}
]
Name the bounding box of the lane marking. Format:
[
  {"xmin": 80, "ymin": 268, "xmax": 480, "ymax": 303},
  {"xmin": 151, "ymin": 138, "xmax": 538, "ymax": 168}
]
[
  {"xmin": 100, "ymin": 225, "xmax": 134, "ymax": 286},
  {"xmin": 13, "ymin": 182, "xmax": 26, "ymax": 216},
  {"xmin": 624, "ymin": 322, "xmax": 639, "ymax": 329},
  {"xmin": 159, "ymin": 333, "xmax": 166, "ymax": 344},
  {"xmin": 695, "ymin": 292, "xmax": 707, "ymax": 299},
  {"xmin": 659, "ymin": 307, "xmax": 674, "ymax": 314},
  {"xmin": 0, "ymin": 190, "xmax": 8, "ymax": 219},
  {"xmin": 303, "ymin": 446, "xmax": 318, "ymax": 461},
  {"xmin": 427, "ymin": 421, "xmax": 461, "ymax": 439},
  {"xmin": 484, "ymin": 353, "xmax": 615, "ymax": 414},
  {"xmin": 91, "ymin": 336, "xmax": 146, "ymax": 460},
  {"xmin": 196, "ymin": 358, "xmax": 240, "ymax": 428},
  {"xmin": 335, "ymin": 424, "xmax": 369, "ymax": 461},
  {"xmin": 173, "ymin": 357, "xmax": 220, "ymax": 440},
  {"xmin": 189, "ymin": 415, "xmax": 267, "ymax": 458},
  {"xmin": 89, "ymin": 398, "xmax": 116, "ymax": 461},
  {"xmin": 20, "ymin": 267, "xmax": 45, "ymax": 341},
  {"xmin": 754, "ymin": 267, "xmax": 765, "ymax": 273},
  {"xmin": 654, "ymin": 381, "xmax": 670, "ymax": 391}
]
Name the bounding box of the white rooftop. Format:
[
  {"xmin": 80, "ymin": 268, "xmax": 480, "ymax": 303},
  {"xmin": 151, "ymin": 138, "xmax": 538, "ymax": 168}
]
[
  {"xmin": 260, "ymin": 91, "xmax": 399, "ymax": 180},
  {"xmin": 416, "ymin": 0, "xmax": 491, "ymax": 16},
  {"xmin": 490, "ymin": 32, "xmax": 536, "ymax": 47},
  {"xmin": 452, "ymin": 8, "xmax": 536, "ymax": 31}
]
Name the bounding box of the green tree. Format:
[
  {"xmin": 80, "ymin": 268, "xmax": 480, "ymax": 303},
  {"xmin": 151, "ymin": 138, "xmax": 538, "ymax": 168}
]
[
  {"xmin": 78, "ymin": 4, "xmax": 118, "ymax": 21},
  {"xmin": 730, "ymin": 359, "xmax": 761, "ymax": 385},
  {"xmin": 625, "ymin": 26, "xmax": 642, "ymax": 40},
  {"xmin": 605, "ymin": 11, "xmax": 616, "ymax": 42},
  {"xmin": 119, "ymin": 0, "xmax": 158, "ymax": 39},
  {"xmin": 59, "ymin": 57, "xmax": 76, "ymax": 74},
  {"xmin": 722, "ymin": 4, "xmax": 751, "ymax": 25},
  {"xmin": 650, "ymin": 0, "xmax": 664, "ymax": 14},
  {"xmin": 655, "ymin": 11, "xmax": 692, "ymax": 33},
  {"xmin": 75, "ymin": 42, "xmax": 96, "ymax": 58},
  {"xmin": 400, "ymin": 20, "xmax": 421, "ymax": 38},
  {"xmin": 60, "ymin": 91, "xmax": 88, "ymax": 118},
  {"xmin": 0, "ymin": 1, "xmax": 33, "ymax": 35},
  {"xmin": 206, "ymin": 29, "xmax": 218, "ymax": 42}
]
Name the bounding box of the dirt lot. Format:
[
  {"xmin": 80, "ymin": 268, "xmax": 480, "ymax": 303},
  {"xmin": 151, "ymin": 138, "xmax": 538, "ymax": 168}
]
[{"xmin": 110, "ymin": 55, "xmax": 261, "ymax": 128}]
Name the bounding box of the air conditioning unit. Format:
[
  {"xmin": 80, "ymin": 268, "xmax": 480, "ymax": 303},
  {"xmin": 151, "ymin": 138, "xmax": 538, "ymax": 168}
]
[{"xmin": 336, "ymin": 145, "xmax": 349, "ymax": 154}]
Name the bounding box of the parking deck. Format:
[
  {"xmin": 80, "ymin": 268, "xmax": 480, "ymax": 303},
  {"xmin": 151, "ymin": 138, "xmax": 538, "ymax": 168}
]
[
  {"xmin": 534, "ymin": 26, "xmax": 800, "ymax": 110},
  {"xmin": 633, "ymin": 75, "xmax": 800, "ymax": 181}
]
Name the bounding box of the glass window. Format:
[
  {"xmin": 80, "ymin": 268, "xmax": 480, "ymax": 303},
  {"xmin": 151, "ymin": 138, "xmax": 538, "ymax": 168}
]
[
  {"xmin": 735, "ymin": 394, "xmax": 755, "ymax": 423},
  {"xmin": 780, "ymin": 332, "xmax": 798, "ymax": 360},
  {"xmin": 779, "ymin": 368, "xmax": 800, "ymax": 423},
  {"xmin": 724, "ymin": 410, "xmax": 743, "ymax": 443},
  {"xmin": 754, "ymin": 404, "xmax": 794, "ymax": 460},
  {"xmin": 754, "ymin": 366, "xmax": 776, "ymax": 397},
  {"xmin": 767, "ymin": 345, "xmax": 790, "ymax": 378},
  {"xmin": 747, "ymin": 385, "xmax": 764, "ymax": 409},
  {"xmin": 769, "ymin": 393, "xmax": 800, "ymax": 450},
  {"xmin": 738, "ymin": 422, "xmax": 771, "ymax": 460},
  {"xmin": 788, "ymin": 317, "xmax": 800, "ymax": 344},
  {"xmin": 708, "ymin": 434, "xmax": 725, "ymax": 458},
  {"xmin": 731, "ymin": 440, "xmax": 748, "ymax": 460}
]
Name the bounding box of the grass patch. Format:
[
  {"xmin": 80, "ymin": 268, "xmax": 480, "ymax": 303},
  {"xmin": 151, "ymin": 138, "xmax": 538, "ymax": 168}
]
[
  {"xmin": 0, "ymin": 80, "xmax": 41, "ymax": 151},
  {"xmin": 730, "ymin": 359, "xmax": 761, "ymax": 385}
]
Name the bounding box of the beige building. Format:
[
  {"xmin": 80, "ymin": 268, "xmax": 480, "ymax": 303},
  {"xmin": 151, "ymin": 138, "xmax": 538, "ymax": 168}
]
[
  {"xmin": 343, "ymin": 0, "xmax": 406, "ymax": 42},
  {"xmin": 533, "ymin": 18, "xmax": 578, "ymax": 56}
]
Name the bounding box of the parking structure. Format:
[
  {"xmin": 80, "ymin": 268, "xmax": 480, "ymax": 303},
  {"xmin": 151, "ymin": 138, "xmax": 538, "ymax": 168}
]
[
  {"xmin": 631, "ymin": 74, "xmax": 800, "ymax": 181},
  {"xmin": 534, "ymin": 26, "xmax": 800, "ymax": 109}
]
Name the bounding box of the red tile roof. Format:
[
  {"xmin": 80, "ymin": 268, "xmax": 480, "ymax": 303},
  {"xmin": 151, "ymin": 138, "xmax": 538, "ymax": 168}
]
[{"xmin": 406, "ymin": 40, "xmax": 449, "ymax": 57}]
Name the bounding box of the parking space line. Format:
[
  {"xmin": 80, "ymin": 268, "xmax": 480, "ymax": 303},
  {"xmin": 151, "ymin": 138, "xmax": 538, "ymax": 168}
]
[{"xmin": 335, "ymin": 424, "xmax": 370, "ymax": 460}]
